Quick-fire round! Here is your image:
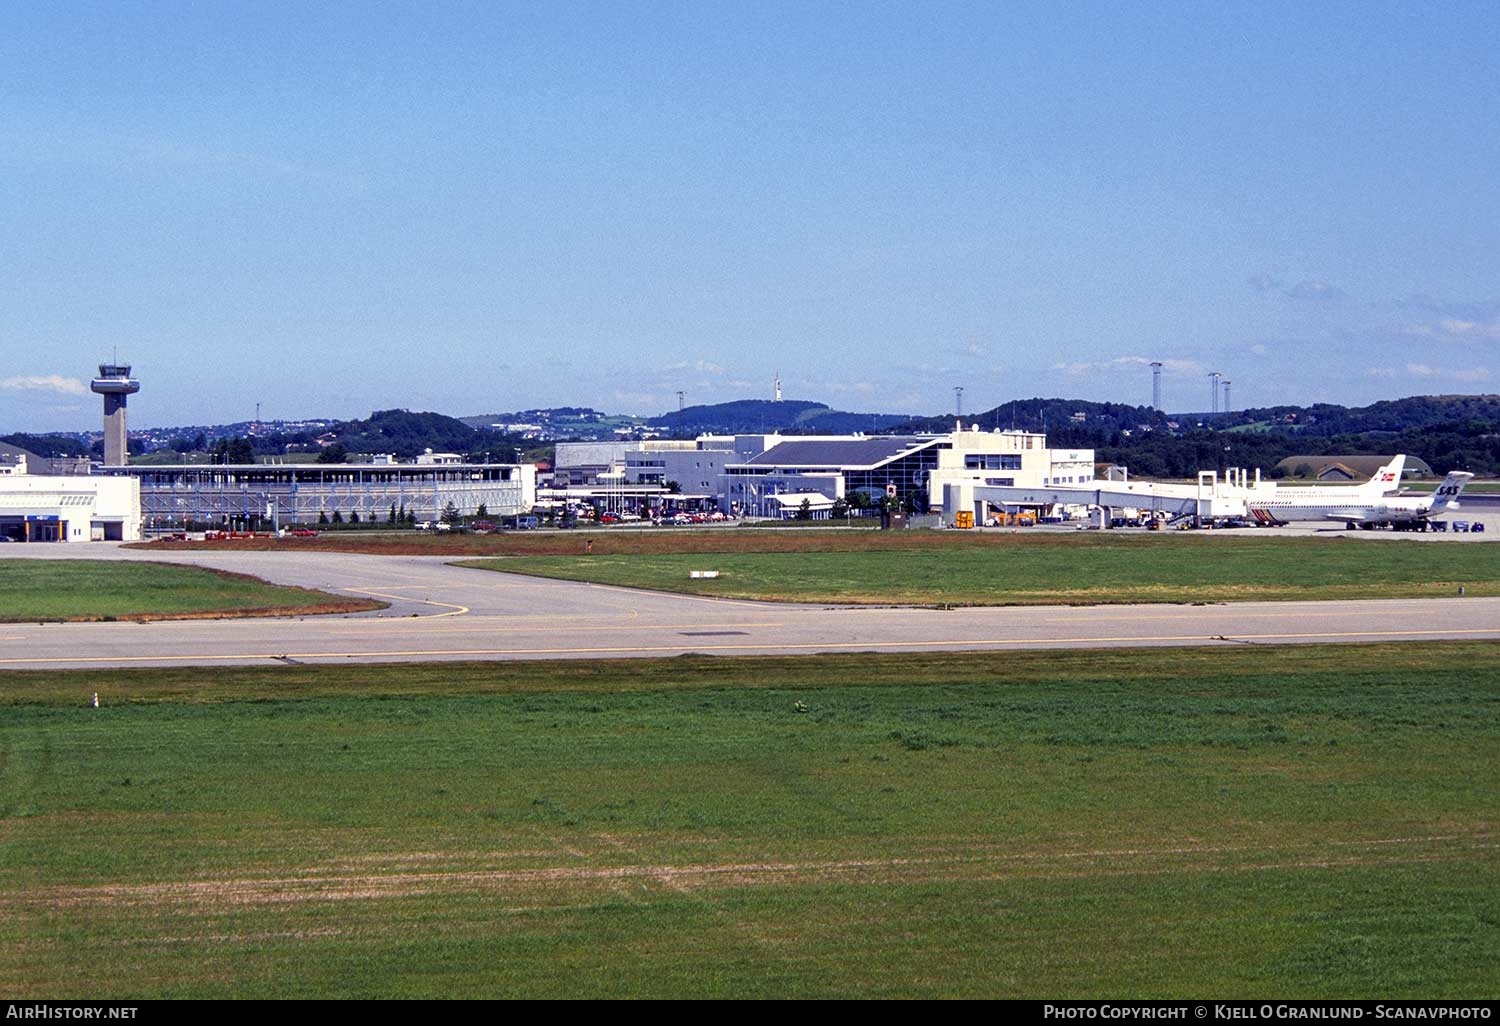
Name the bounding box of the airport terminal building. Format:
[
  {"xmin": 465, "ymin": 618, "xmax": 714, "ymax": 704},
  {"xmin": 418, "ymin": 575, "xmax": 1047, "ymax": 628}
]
[
  {"xmin": 102, "ymin": 461, "xmax": 537, "ymax": 532},
  {"xmin": 549, "ymin": 426, "xmax": 1096, "ymax": 518}
]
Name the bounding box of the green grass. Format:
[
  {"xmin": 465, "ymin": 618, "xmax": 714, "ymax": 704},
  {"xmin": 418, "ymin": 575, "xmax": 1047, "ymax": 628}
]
[
  {"xmin": 459, "ymin": 533, "xmax": 1500, "ymax": 605},
  {"xmin": 0, "ymin": 560, "xmax": 382, "ymax": 621},
  {"xmin": 2, "ymin": 644, "xmax": 1497, "ymax": 998}
]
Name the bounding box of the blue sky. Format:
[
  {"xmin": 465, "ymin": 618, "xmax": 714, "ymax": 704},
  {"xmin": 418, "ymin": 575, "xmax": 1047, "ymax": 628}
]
[{"xmin": 2, "ymin": 1, "xmax": 1497, "ymax": 431}]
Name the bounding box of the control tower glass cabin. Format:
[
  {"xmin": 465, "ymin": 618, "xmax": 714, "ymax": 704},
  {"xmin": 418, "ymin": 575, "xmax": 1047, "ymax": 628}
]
[{"xmin": 90, "ymin": 364, "xmax": 141, "ymax": 466}]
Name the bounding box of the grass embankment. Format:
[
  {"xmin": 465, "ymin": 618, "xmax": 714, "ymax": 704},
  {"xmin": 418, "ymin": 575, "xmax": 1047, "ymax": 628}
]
[
  {"xmin": 459, "ymin": 533, "xmax": 1500, "ymax": 605},
  {"xmin": 0, "ymin": 561, "xmax": 383, "ymax": 622},
  {"xmin": 2, "ymin": 644, "xmax": 1497, "ymax": 998}
]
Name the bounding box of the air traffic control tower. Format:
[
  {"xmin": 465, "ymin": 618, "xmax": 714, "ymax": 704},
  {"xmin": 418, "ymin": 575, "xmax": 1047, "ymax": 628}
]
[{"xmin": 90, "ymin": 364, "xmax": 140, "ymax": 466}]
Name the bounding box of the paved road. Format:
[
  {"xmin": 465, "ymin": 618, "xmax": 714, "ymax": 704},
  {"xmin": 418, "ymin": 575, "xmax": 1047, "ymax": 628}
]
[{"xmin": 3, "ymin": 545, "xmax": 1497, "ymax": 669}]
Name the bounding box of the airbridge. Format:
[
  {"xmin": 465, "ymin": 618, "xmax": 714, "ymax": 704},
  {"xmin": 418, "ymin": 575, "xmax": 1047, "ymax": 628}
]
[{"xmin": 945, "ymin": 469, "xmax": 1276, "ymax": 526}]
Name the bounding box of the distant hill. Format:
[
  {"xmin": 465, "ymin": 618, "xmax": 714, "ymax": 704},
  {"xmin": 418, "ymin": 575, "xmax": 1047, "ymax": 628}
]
[
  {"xmin": 1224, "ymin": 395, "xmax": 1500, "ymax": 435},
  {"xmin": 329, "ymin": 409, "xmax": 518, "ymax": 459},
  {"xmin": 458, "ymin": 407, "xmax": 607, "ymax": 430},
  {"xmin": 894, "ymin": 394, "xmax": 1499, "ymax": 476},
  {"xmin": 1, "ymin": 432, "xmax": 93, "ymax": 459},
  {"xmin": 650, "ymin": 399, "xmax": 913, "ymax": 436},
  {"xmin": 895, "ymin": 399, "xmax": 1172, "ymax": 438}
]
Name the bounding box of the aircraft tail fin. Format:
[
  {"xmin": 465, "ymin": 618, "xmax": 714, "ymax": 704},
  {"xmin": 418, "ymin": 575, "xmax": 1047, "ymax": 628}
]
[
  {"xmin": 1364, "ymin": 454, "xmax": 1406, "ymax": 494},
  {"xmin": 1427, "ymin": 471, "xmax": 1474, "ymax": 512}
]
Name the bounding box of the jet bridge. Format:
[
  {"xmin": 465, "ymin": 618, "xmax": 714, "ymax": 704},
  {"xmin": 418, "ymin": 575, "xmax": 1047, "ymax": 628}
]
[{"xmin": 944, "ymin": 469, "xmax": 1271, "ymax": 527}]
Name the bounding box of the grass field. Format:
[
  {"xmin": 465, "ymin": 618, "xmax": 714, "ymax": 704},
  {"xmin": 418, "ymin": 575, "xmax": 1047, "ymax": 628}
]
[
  {"xmin": 0, "ymin": 561, "xmax": 383, "ymax": 622},
  {"xmin": 458, "ymin": 533, "xmax": 1500, "ymax": 605},
  {"xmin": 133, "ymin": 530, "xmax": 1500, "ymax": 605},
  {"xmin": 2, "ymin": 644, "xmax": 1496, "ymax": 998}
]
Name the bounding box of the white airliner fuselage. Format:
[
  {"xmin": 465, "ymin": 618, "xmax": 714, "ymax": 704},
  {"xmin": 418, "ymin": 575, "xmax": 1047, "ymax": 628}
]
[{"xmin": 1249, "ymin": 466, "xmax": 1473, "ymax": 529}]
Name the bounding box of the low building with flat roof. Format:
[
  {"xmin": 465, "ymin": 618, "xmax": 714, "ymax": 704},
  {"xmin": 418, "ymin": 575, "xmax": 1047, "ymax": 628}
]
[
  {"xmin": 102, "ymin": 462, "xmax": 535, "ymax": 533},
  {"xmin": 0, "ymin": 475, "xmax": 141, "ymax": 542}
]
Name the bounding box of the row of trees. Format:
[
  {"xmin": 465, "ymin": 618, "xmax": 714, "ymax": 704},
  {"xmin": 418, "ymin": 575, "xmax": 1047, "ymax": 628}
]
[{"xmin": 313, "ymin": 501, "xmax": 481, "ymax": 528}]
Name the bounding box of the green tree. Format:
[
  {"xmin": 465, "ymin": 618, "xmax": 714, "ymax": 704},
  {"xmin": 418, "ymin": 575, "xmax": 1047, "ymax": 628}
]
[
  {"xmin": 830, "ymin": 496, "xmax": 849, "ymax": 520},
  {"xmin": 317, "ymin": 510, "xmax": 329, "ymax": 525},
  {"xmin": 349, "ymin": 510, "xmax": 360, "ymax": 524},
  {"xmin": 210, "ymin": 437, "xmax": 255, "ymax": 464},
  {"xmin": 330, "ymin": 510, "xmax": 344, "ymax": 524},
  {"xmin": 440, "ymin": 501, "xmax": 461, "ymax": 526},
  {"xmin": 316, "ymin": 443, "xmax": 348, "ymax": 464},
  {"xmin": 475, "ymin": 503, "xmax": 488, "ymax": 519},
  {"xmin": 796, "ymin": 497, "xmax": 812, "ymax": 520},
  {"xmin": 388, "ymin": 503, "xmax": 397, "ymax": 524}
]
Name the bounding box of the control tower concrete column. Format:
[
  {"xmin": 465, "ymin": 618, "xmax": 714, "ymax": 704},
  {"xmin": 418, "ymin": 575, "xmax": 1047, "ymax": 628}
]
[{"xmin": 90, "ymin": 364, "xmax": 140, "ymax": 466}]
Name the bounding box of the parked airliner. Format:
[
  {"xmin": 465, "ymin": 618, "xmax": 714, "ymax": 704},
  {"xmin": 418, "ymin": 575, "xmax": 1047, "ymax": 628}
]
[{"xmin": 1248, "ymin": 468, "xmax": 1473, "ymax": 530}]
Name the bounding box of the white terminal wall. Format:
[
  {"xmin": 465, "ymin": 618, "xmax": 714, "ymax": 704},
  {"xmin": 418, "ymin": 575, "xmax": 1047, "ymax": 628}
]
[{"xmin": 0, "ymin": 475, "xmax": 142, "ymax": 541}]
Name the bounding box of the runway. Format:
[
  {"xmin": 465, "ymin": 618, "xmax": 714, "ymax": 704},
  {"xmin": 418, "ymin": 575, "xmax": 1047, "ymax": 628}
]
[{"xmin": 3, "ymin": 545, "xmax": 1498, "ymax": 669}]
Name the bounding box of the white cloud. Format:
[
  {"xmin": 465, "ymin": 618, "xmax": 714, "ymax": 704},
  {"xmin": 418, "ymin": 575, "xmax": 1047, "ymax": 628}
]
[
  {"xmin": 1397, "ymin": 317, "xmax": 1500, "ymax": 342},
  {"xmin": 611, "ymin": 390, "xmax": 661, "ymax": 411},
  {"xmin": 1284, "ymin": 280, "xmax": 1345, "ymax": 303},
  {"xmin": 824, "ymin": 380, "xmax": 879, "ymax": 396},
  {"xmin": 1440, "ymin": 319, "xmax": 1500, "ymax": 340},
  {"xmin": 1249, "ymin": 344, "xmax": 1268, "ymax": 356},
  {"xmin": 661, "ymin": 360, "xmax": 725, "ymax": 374},
  {"xmin": 1393, "ymin": 363, "xmax": 1492, "ymax": 383},
  {"xmin": 0, "ymin": 375, "xmax": 89, "ymax": 396},
  {"xmin": 1396, "ymin": 294, "xmax": 1500, "ymax": 320},
  {"xmin": 1054, "ymin": 356, "xmax": 1202, "ymax": 376},
  {"xmin": 1365, "ymin": 367, "xmax": 1396, "ymax": 379}
]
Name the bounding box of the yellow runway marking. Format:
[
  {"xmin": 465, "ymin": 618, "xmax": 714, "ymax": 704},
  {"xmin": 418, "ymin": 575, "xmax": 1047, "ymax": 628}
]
[
  {"xmin": 314, "ymin": 620, "xmax": 787, "ymax": 636},
  {"xmin": 1047, "ymin": 609, "xmax": 1408, "ymax": 624},
  {"xmin": 5, "ymin": 626, "xmax": 1498, "ymax": 665}
]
